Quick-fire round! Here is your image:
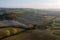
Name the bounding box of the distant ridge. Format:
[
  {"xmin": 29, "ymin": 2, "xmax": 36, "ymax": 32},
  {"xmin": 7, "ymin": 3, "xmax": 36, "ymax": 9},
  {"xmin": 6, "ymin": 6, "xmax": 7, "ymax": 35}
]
[{"xmin": 0, "ymin": 20, "xmax": 27, "ymax": 27}]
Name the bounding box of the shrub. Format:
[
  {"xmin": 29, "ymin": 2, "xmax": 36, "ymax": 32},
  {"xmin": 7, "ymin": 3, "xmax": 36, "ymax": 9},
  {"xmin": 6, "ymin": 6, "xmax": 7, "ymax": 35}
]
[
  {"xmin": 4, "ymin": 29, "xmax": 11, "ymax": 36},
  {"xmin": 12, "ymin": 28, "xmax": 18, "ymax": 34}
]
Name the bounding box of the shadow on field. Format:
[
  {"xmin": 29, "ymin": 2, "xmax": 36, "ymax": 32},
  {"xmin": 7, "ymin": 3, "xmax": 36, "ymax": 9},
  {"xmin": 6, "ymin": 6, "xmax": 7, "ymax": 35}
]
[{"xmin": 2, "ymin": 30, "xmax": 60, "ymax": 40}]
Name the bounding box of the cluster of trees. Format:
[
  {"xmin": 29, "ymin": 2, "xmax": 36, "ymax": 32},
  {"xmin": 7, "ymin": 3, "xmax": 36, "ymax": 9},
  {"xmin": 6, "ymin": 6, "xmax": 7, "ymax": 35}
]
[
  {"xmin": 28, "ymin": 24, "xmax": 52, "ymax": 30},
  {"xmin": 0, "ymin": 12, "xmax": 16, "ymax": 21},
  {"xmin": 2, "ymin": 25, "xmax": 53, "ymax": 37},
  {"xmin": 27, "ymin": 16, "xmax": 56, "ymax": 33},
  {"xmin": 4, "ymin": 28, "xmax": 18, "ymax": 36}
]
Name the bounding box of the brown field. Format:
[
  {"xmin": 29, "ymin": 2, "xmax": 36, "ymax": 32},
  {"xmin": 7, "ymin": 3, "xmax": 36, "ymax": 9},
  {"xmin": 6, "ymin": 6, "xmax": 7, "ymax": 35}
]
[{"xmin": 0, "ymin": 29, "xmax": 60, "ymax": 40}]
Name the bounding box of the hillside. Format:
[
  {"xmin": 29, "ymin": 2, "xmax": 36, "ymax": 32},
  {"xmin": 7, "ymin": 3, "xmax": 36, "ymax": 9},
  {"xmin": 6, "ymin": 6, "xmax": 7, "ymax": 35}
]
[
  {"xmin": 2, "ymin": 30, "xmax": 60, "ymax": 40},
  {"xmin": 0, "ymin": 8, "xmax": 60, "ymax": 40}
]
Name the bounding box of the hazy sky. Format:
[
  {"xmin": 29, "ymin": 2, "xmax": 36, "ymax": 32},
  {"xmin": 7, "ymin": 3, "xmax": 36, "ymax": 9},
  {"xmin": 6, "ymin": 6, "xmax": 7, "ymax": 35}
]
[{"xmin": 0, "ymin": 0, "xmax": 60, "ymax": 9}]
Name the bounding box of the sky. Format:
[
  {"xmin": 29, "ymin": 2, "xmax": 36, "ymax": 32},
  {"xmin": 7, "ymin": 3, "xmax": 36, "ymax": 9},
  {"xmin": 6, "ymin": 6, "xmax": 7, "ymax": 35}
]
[{"xmin": 0, "ymin": 0, "xmax": 60, "ymax": 9}]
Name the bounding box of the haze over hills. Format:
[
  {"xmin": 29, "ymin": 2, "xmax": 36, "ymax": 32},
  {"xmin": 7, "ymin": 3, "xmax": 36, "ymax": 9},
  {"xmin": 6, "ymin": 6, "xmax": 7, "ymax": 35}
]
[{"xmin": 0, "ymin": 8, "xmax": 60, "ymax": 25}]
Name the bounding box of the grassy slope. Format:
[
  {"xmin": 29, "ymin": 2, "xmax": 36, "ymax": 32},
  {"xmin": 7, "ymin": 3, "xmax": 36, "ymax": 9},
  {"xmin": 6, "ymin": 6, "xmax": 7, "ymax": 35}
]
[{"xmin": 2, "ymin": 30, "xmax": 60, "ymax": 40}]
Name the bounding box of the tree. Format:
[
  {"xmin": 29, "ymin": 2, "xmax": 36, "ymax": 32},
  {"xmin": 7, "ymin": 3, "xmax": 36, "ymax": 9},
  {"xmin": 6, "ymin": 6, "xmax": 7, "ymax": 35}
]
[
  {"xmin": 28, "ymin": 24, "xmax": 33, "ymax": 28},
  {"xmin": 12, "ymin": 28, "xmax": 18, "ymax": 34},
  {"xmin": 46, "ymin": 26, "xmax": 52, "ymax": 30},
  {"xmin": 4, "ymin": 29, "xmax": 11, "ymax": 36}
]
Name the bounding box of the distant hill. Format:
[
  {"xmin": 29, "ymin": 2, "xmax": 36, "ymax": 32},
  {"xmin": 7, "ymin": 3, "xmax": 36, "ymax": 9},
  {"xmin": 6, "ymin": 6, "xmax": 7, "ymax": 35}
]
[
  {"xmin": 15, "ymin": 13, "xmax": 46, "ymax": 25},
  {"xmin": 0, "ymin": 8, "xmax": 60, "ymax": 25},
  {"xmin": 0, "ymin": 8, "xmax": 60, "ymax": 17}
]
